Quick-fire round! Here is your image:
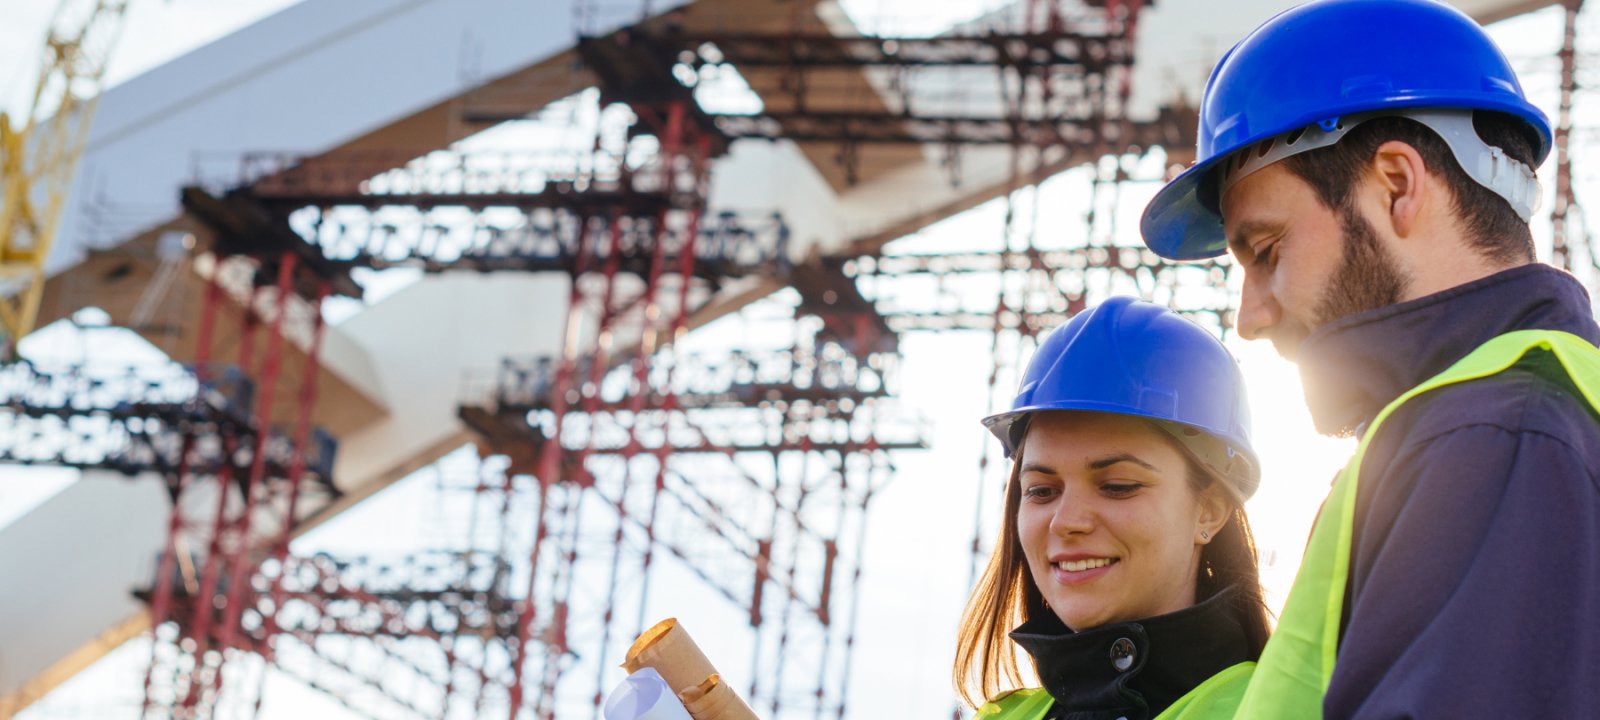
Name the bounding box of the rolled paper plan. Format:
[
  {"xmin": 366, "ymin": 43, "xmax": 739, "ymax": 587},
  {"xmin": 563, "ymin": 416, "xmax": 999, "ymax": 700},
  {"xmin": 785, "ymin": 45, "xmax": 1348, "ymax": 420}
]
[
  {"xmin": 679, "ymin": 674, "xmax": 751, "ymax": 718},
  {"xmin": 622, "ymin": 618, "xmax": 759, "ymax": 720},
  {"xmin": 603, "ymin": 667, "xmax": 693, "ymax": 720}
]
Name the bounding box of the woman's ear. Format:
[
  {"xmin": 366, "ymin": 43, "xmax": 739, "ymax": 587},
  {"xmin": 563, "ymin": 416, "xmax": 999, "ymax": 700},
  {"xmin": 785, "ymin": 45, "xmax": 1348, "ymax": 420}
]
[{"xmin": 1195, "ymin": 483, "xmax": 1232, "ymax": 545}]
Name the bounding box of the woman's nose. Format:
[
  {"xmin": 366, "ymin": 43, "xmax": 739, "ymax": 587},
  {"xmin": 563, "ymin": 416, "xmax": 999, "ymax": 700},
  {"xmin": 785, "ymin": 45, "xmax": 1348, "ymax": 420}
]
[{"xmin": 1049, "ymin": 493, "xmax": 1095, "ymax": 536}]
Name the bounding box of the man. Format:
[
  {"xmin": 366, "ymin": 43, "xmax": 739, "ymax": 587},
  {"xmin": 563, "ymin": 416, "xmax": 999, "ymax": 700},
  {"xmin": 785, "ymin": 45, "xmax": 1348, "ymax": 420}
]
[{"xmin": 1139, "ymin": 0, "xmax": 1600, "ymax": 718}]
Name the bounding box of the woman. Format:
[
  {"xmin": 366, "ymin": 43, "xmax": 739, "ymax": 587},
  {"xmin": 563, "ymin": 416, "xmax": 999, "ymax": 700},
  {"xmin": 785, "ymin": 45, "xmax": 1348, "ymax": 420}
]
[{"xmin": 955, "ymin": 296, "xmax": 1271, "ymax": 720}]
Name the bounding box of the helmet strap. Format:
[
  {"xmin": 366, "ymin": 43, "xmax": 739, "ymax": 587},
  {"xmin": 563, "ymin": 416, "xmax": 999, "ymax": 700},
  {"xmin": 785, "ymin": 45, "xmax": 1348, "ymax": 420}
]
[{"xmin": 1219, "ymin": 108, "xmax": 1541, "ymax": 222}]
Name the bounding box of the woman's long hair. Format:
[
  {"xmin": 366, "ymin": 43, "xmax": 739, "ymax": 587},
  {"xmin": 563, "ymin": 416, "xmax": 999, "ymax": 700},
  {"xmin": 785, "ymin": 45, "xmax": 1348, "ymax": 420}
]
[{"xmin": 952, "ymin": 423, "xmax": 1273, "ymax": 709}]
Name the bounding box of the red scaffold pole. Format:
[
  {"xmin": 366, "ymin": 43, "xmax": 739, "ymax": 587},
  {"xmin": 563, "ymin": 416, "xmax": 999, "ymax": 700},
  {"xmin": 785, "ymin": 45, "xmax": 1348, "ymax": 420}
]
[
  {"xmin": 632, "ymin": 102, "xmax": 710, "ymax": 639},
  {"xmin": 508, "ymin": 210, "xmax": 598, "ymax": 719},
  {"xmin": 141, "ymin": 268, "xmax": 226, "ymax": 719},
  {"xmin": 181, "ymin": 267, "xmax": 263, "ymax": 716},
  {"xmin": 210, "ymin": 252, "xmax": 299, "ymax": 701},
  {"xmin": 589, "ymin": 189, "xmax": 674, "ymax": 717},
  {"xmin": 251, "ymin": 277, "xmax": 329, "ymax": 718}
]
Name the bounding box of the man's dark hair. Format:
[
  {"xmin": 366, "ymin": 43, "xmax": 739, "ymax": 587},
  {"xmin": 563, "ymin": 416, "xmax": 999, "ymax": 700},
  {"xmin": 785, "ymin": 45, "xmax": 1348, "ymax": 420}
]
[{"xmin": 1283, "ymin": 112, "xmax": 1538, "ymax": 265}]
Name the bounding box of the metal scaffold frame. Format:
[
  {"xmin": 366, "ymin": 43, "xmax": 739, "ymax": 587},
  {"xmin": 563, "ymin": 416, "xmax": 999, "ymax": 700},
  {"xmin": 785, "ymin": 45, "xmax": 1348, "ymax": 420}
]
[
  {"xmin": 54, "ymin": 1, "xmax": 1600, "ymax": 719},
  {"xmin": 137, "ymin": 248, "xmax": 337, "ymax": 720},
  {"xmin": 144, "ymin": 1, "xmax": 1202, "ymax": 717}
]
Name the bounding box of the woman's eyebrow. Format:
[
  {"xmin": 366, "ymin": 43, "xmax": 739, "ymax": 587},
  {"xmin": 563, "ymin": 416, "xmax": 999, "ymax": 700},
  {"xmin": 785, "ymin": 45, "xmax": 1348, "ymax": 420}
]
[
  {"xmin": 1019, "ymin": 462, "xmax": 1056, "ymax": 476},
  {"xmin": 1087, "ymin": 453, "xmax": 1157, "ymax": 471}
]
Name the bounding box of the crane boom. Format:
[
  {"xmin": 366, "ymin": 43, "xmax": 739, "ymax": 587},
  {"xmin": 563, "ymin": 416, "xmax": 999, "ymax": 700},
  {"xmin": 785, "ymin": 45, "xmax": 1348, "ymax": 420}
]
[{"xmin": 0, "ymin": 0, "xmax": 130, "ymax": 354}]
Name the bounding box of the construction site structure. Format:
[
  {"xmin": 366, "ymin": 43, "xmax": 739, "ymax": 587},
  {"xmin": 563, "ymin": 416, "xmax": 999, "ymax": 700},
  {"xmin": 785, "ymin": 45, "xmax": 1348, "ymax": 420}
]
[{"xmin": 1, "ymin": 1, "xmax": 1592, "ymax": 719}]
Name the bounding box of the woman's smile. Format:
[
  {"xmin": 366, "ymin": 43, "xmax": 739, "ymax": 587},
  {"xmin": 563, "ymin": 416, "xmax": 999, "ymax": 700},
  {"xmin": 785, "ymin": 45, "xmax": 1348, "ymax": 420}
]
[{"xmin": 1049, "ymin": 555, "xmax": 1120, "ymax": 584}]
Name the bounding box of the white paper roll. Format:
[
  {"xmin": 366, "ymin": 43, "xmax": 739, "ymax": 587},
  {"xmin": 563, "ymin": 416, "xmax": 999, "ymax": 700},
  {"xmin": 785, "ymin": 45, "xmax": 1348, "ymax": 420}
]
[{"xmin": 604, "ymin": 667, "xmax": 694, "ymax": 720}]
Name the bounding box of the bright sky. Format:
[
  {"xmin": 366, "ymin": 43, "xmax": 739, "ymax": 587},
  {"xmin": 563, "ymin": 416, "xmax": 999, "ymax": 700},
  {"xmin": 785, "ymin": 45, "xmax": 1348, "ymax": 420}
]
[{"xmin": 0, "ymin": 1, "xmax": 1594, "ymax": 719}]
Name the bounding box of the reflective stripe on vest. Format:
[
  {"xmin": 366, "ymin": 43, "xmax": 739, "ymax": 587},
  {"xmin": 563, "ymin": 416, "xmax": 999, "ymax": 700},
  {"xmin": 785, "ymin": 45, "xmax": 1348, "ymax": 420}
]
[
  {"xmin": 1235, "ymin": 329, "xmax": 1600, "ymax": 718},
  {"xmin": 973, "ymin": 661, "xmax": 1256, "ymax": 720}
]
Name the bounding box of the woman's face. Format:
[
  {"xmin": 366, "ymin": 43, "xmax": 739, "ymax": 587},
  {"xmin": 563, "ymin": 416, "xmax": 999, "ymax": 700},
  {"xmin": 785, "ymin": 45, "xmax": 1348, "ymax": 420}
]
[{"xmin": 1015, "ymin": 411, "xmax": 1228, "ymax": 631}]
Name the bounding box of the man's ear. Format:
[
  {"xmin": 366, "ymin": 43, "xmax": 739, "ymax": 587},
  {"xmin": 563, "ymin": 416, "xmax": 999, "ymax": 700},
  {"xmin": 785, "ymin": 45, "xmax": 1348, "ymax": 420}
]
[
  {"xmin": 1195, "ymin": 483, "xmax": 1232, "ymax": 545},
  {"xmin": 1370, "ymin": 140, "xmax": 1428, "ymax": 238}
]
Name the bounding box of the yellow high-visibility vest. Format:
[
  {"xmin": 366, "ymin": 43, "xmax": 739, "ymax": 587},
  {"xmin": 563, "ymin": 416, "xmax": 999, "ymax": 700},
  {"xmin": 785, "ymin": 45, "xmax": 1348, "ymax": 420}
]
[
  {"xmin": 972, "ymin": 661, "xmax": 1255, "ymax": 719},
  {"xmin": 1235, "ymin": 330, "xmax": 1600, "ymax": 718}
]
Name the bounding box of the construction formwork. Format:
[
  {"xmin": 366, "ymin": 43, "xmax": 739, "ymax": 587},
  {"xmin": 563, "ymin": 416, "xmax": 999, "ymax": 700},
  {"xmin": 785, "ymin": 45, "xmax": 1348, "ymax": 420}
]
[
  {"xmin": 142, "ymin": 549, "xmax": 521, "ymax": 720},
  {"xmin": 0, "ymin": 254, "xmax": 348, "ymax": 719},
  {"xmin": 135, "ymin": 248, "xmax": 341, "ymax": 720},
  {"xmin": 45, "ymin": 1, "xmax": 1600, "ymax": 719},
  {"xmin": 0, "ymin": 358, "xmax": 331, "ymax": 481},
  {"xmin": 454, "ymin": 257, "xmax": 919, "ymax": 718},
  {"xmin": 149, "ymin": 9, "xmax": 740, "ymax": 719},
  {"xmin": 79, "ymin": 223, "xmax": 535, "ymax": 719},
  {"xmin": 627, "ymin": 0, "xmax": 1230, "ymax": 607},
  {"xmin": 140, "ymin": 1, "xmax": 1199, "ymax": 717}
]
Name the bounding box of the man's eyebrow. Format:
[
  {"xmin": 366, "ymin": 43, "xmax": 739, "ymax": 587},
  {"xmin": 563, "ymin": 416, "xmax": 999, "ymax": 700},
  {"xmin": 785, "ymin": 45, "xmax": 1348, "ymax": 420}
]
[{"xmin": 1087, "ymin": 453, "xmax": 1157, "ymax": 472}]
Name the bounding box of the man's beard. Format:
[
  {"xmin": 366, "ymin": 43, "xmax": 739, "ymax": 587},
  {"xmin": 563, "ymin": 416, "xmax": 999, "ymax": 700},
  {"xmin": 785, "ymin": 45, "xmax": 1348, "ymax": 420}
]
[
  {"xmin": 1265, "ymin": 204, "xmax": 1410, "ymax": 361},
  {"xmin": 1313, "ymin": 204, "xmax": 1411, "ymax": 328}
]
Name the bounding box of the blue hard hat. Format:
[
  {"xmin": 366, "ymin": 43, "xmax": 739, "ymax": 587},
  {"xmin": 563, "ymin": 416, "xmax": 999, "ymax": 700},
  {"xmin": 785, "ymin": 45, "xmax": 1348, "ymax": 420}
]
[
  {"xmin": 1141, "ymin": 0, "xmax": 1554, "ymax": 260},
  {"xmin": 982, "ymin": 297, "xmax": 1259, "ymax": 499}
]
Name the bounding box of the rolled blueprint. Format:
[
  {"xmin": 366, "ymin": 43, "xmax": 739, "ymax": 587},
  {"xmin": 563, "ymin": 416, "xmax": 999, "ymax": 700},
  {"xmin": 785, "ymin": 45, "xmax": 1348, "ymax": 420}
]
[
  {"xmin": 622, "ymin": 618, "xmax": 759, "ymax": 720},
  {"xmin": 603, "ymin": 667, "xmax": 693, "ymax": 720},
  {"xmin": 678, "ymin": 674, "xmax": 751, "ymax": 719}
]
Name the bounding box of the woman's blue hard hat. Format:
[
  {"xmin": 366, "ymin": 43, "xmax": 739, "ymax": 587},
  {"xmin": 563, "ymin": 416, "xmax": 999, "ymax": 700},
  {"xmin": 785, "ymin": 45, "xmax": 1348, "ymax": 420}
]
[
  {"xmin": 982, "ymin": 297, "xmax": 1260, "ymax": 499},
  {"xmin": 1140, "ymin": 0, "xmax": 1554, "ymax": 261}
]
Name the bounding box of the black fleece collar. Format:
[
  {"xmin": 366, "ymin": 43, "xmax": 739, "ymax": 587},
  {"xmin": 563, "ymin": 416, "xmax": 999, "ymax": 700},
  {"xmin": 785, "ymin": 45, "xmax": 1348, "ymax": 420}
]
[
  {"xmin": 1296, "ymin": 264, "xmax": 1600, "ymax": 436},
  {"xmin": 1008, "ymin": 587, "xmax": 1252, "ymax": 720}
]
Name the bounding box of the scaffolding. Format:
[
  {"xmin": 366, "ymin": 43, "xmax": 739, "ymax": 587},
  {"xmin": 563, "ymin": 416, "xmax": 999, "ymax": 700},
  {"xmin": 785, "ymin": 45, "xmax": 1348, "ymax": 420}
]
[
  {"xmin": 453, "ymin": 254, "xmax": 918, "ymax": 717},
  {"xmin": 135, "ymin": 1, "xmax": 1191, "ymax": 717},
  {"xmin": 0, "ymin": 359, "xmax": 332, "ymax": 480},
  {"xmin": 89, "ymin": 205, "xmax": 346, "ymax": 718},
  {"xmin": 23, "ymin": 1, "xmax": 1600, "ymax": 719}
]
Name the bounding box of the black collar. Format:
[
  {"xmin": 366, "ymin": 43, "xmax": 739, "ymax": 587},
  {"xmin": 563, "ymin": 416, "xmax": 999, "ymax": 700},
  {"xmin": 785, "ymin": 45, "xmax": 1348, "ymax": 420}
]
[
  {"xmin": 1008, "ymin": 587, "xmax": 1253, "ymax": 720},
  {"xmin": 1296, "ymin": 264, "xmax": 1600, "ymax": 436}
]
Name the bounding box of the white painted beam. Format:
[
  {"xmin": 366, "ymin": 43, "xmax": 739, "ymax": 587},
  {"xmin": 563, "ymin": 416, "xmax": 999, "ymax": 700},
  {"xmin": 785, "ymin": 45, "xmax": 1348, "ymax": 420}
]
[{"xmin": 0, "ymin": 473, "xmax": 167, "ymax": 710}]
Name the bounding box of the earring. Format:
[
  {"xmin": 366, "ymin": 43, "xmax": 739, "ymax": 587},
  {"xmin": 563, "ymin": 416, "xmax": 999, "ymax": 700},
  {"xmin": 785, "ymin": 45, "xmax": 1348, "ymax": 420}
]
[{"xmin": 1200, "ymin": 530, "xmax": 1210, "ymax": 541}]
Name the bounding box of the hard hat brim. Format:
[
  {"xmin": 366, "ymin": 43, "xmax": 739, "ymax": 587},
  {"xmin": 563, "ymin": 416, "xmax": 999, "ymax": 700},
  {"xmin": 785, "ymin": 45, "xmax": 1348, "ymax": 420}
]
[{"xmin": 1140, "ymin": 159, "xmax": 1228, "ymax": 261}]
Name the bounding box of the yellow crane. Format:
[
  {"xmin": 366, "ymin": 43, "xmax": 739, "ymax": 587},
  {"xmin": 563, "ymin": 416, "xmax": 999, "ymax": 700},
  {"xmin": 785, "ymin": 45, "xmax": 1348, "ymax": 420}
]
[{"xmin": 0, "ymin": 0, "xmax": 130, "ymax": 355}]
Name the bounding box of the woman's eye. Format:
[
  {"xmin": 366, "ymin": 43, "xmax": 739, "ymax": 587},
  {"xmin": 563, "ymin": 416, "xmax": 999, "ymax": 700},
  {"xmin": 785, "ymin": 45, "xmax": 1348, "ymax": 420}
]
[
  {"xmin": 1023, "ymin": 485, "xmax": 1058, "ymax": 501},
  {"xmin": 1101, "ymin": 483, "xmax": 1141, "ymax": 497}
]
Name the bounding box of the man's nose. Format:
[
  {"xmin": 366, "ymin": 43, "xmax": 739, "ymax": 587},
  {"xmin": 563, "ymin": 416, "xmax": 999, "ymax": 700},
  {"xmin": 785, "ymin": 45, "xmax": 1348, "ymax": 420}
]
[{"xmin": 1233, "ymin": 269, "xmax": 1280, "ymax": 341}]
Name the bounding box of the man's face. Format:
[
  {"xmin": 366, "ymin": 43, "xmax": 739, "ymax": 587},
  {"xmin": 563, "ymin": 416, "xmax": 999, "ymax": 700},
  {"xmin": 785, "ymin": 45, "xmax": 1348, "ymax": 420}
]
[{"xmin": 1220, "ymin": 162, "xmax": 1410, "ymax": 360}]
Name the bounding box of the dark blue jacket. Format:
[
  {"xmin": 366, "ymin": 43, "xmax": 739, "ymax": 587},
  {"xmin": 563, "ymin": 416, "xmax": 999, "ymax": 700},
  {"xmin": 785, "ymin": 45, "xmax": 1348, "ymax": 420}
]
[{"xmin": 1297, "ymin": 264, "xmax": 1600, "ymax": 719}]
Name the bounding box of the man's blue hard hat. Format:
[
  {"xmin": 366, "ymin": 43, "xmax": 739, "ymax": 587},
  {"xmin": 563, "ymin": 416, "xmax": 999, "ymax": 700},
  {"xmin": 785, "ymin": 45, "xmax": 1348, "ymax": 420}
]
[
  {"xmin": 1140, "ymin": 0, "xmax": 1554, "ymax": 261},
  {"xmin": 982, "ymin": 297, "xmax": 1260, "ymax": 499}
]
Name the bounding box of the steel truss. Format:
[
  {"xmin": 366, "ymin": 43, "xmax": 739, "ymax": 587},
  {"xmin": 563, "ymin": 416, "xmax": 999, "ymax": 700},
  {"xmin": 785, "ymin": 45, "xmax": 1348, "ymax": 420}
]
[
  {"xmin": 142, "ymin": 551, "xmax": 521, "ymax": 720},
  {"xmin": 456, "ymin": 257, "xmax": 919, "ymax": 719},
  {"xmin": 74, "ymin": 1, "xmax": 1231, "ymax": 718},
  {"xmin": 0, "ymin": 359, "xmax": 336, "ymax": 484}
]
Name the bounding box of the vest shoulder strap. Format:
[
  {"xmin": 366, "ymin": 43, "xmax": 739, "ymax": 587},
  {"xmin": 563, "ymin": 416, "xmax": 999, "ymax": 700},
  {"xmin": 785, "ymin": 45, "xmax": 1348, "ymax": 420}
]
[
  {"xmin": 1153, "ymin": 661, "xmax": 1256, "ymax": 719},
  {"xmin": 974, "ymin": 688, "xmax": 1053, "ymax": 720}
]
